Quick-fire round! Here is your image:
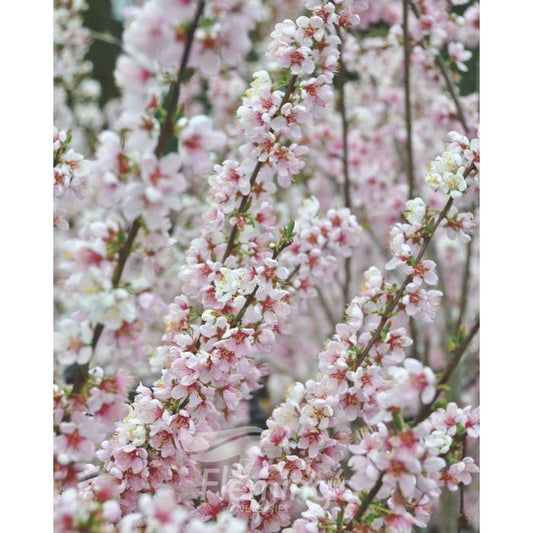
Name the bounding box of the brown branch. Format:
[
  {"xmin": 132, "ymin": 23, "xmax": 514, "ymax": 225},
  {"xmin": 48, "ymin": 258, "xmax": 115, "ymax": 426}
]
[
  {"xmin": 335, "ymin": 30, "xmax": 392, "ymax": 283},
  {"xmin": 351, "ymin": 161, "xmax": 476, "ymax": 375},
  {"xmin": 337, "ymin": 32, "xmax": 352, "ymax": 212},
  {"xmin": 351, "ymin": 315, "xmax": 479, "ymax": 525},
  {"xmin": 429, "ymin": 240, "xmax": 453, "ymax": 329},
  {"xmin": 409, "ymin": 316, "xmax": 420, "ymax": 360},
  {"xmin": 69, "ymin": 0, "xmax": 206, "ymax": 394},
  {"xmin": 414, "ymin": 314, "xmax": 479, "ymax": 425},
  {"xmin": 352, "ymin": 472, "xmax": 384, "ymax": 523},
  {"xmin": 435, "ymin": 53, "xmax": 470, "ymax": 136},
  {"xmin": 285, "ymin": 265, "xmax": 300, "ymax": 284},
  {"xmin": 408, "ymin": 0, "xmax": 470, "ymax": 135},
  {"xmin": 336, "ymin": 31, "xmax": 354, "ymax": 311},
  {"xmin": 221, "ymin": 75, "xmax": 298, "ymax": 263},
  {"xmin": 351, "ymin": 195, "xmax": 455, "ymax": 373},
  {"xmin": 402, "ymin": 0, "xmax": 415, "ymax": 198},
  {"xmin": 317, "ymin": 287, "xmax": 337, "ymax": 330},
  {"xmin": 457, "ymin": 434, "xmax": 468, "ymax": 532},
  {"xmin": 462, "ymin": 367, "xmax": 479, "ymax": 392},
  {"xmin": 154, "ymin": 0, "xmax": 206, "ymax": 158},
  {"xmin": 456, "ymin": 238, "xmax": 473, "ymax": 333},
  {"xmin": 231, "ymin": 238, "xmax": 293, "ymax": 326}
]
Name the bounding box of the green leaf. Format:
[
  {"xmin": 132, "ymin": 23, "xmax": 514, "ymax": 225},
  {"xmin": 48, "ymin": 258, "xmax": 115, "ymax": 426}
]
[
  {"xmin": 432, "ymin": 399, "xmax": 448, "ymax": 411},
  {"xmin": 178, "ymin": 67, "xmax": 195, "ymax": 84},
  {"xmin": 198, "ymin": 18, "xmax": 215, "ymax": 29},
  {"xmin": 283, "ymin": 219, "xmax": 296, "ymax": 240},
  {"xmin": 380, "ymin": 325, "xmax": 390, "ymax": 341},
  {"xmin": 392, "ymin": 410, "xmax": 404, "ymax": 433}
]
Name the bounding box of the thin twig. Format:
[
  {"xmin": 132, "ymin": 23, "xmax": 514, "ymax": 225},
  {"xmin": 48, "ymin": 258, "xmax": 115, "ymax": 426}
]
[
  {"xmin": 316, "ymin": 287, "xmax": 337, "ymax": 330},
  {"xmin": 351, "ymin": 163, "xmax": 476, "ymax": 375},
  {"xmin": 352, "ymin": 196, "xmax": 455, "ymax": 373},
  {"xmin": 285, "ymin": 265, "xmax": 300, "ymax": 284},
  {"xmin": 456, "ymin": 238, "xmax": 473, "ymax": 332},
  {"xmin": 154, "ymin": 0, "xmax": 206, "ymax": 158},
  {"xmin": 221, "ymin": 75, "xmax": 298, "ymax": 263},
  {"xmin": 409, "ymin": 316, "xmax": 420, "ymax": 360},
  {"xmin": 337, "ymin": 31, "xmax": 354, "ymax": 310},
  {"xmin": 402, "ymin": 0, "xmax": 416, "ymax": 198},
  {"xmin": 352, "ymin": 315, "xmax": 479, "ymax": 524},
  {"xmin": 408, "ymin": 0, "xmax": 470, "ymax": 135},
  {"xmin": 352, "ymin": 472, "xmax": 385, "ymax": 523},
  {"xmin": 414, "ymin": 314, "xmax": 480, "ymax": 425},
  {"xmin": 428, "ymin": 241, "xmax": 453, "ymax": 329},
  {"xmin": 230, "ymin": 237, "xmax": 294, "ymax": 326},
  {"xmin": 457, "ymin": 434, "xmax": 468, "ymax": 532},
  {"xmin": 462, "ymin": 367, "xmax": 479, "ymax": 392},
  {"xmin": 435, "ymin": 54, "xmax": 470, "ymax": 135}
]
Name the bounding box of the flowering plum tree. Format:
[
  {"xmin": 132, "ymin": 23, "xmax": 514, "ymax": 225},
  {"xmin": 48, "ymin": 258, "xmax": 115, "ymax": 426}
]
[{"xmin": 53, "ymin": 0, "xmax": 479, "ymax": 531}]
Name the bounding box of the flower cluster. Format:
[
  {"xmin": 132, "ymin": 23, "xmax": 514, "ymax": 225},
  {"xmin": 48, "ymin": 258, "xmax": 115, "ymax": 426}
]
[
  {"xmin": 54, "ymin": 210, "xmax": 169, "ymax": 374},
  {"xmin": 53, "ymin": 127, "xmax": 88, "ymax": 230},
  {"xmin": 424, "ymin": 123, "xmax": 478, "ymax": 201},
  {"xmin": 54, "ymin": 0, "xmax": 103, "ymax": 151},
  {"xmin": 114, "ymin": 0, "xmax": 264, "ymax": 156},
  {"xmin": 285, "ymin": 197, "xmax": 362, "ymax": 297},
  {"xmin": 54, "ymin": 369, "xmax": 131, "ymax": 491},
  {"xmin": 55, "ymin": 485, "xmax": 246, "ymax": 533}
]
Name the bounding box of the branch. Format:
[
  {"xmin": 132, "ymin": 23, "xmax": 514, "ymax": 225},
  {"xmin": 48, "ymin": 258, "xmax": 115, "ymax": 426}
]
[
  {"xmin": 409, "ymin": 316, "xmax": 420, "ymax": 360},
  {"xmin": 414, "ymin": 313, "xmax": 479, "ymax": 425},
  {"xmin": 337, "ymin": 31, "xmax": 354, "ymax": 310},
  {"xmin": 336, "ymin": 31, "xmax": 352, "ymax": 212},
  {"xmin": 351, "ymin": 314, "xmax": 479, "ymax": 525},
  {"xmin": 335, "ymin": 31, "xmax": 358, "ymax": 316},
  {"xmin": 154, "ymin": 0, "xmax": 206, "ymax": 158},
  {"xmin": 352, "ymin": 472, "xmax": 385, "ymax": 523},
  {"xmin": 457, "ymin": 434, "xmax": 468, "ymax": 532},
  {"xmin": 456, "ymin": 238, "xmax": 473, "ymax": 332},
  {"xmin": 285, "ymin": 265, "xmax": 300, "ymax": 284},
  {"xmin": 69, "ymin": 0, "xmax": 206, "ymax": 394},
  {"xmin": 402, "ymin": 0, "xmax": 415, "ymax": 198},
  {"xmin": 408, "ymin": 0, "xmax": 470, "ymax": 135},
  {"xmin": 317, "ymin": 287, "xmax": 338, "ymax": 330},
  {"xmin": 231, "ymin": 231, "xmax": 295, "ymax": 326},
  {"xmin": 352, "ymin": 196, "xmax": 454, "ymax": 373},
  {"xmin": 221, "ymin": 74, "xmax": 298, "ymax": 263},
  {"xmin": 351, "ymin": 161, "xmax": 476, "ymax": 375},
  {"xmin": 429, "ymin": 240, "xmax": 453, "ymax": 329}
]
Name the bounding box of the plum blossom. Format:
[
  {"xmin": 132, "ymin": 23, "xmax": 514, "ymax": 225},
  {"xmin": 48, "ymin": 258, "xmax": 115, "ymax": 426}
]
[
  {"xmin": 178, "ymin": 116, "xmax": 227, "ymax": 174},
  {"xmin": 448, "ymin": 42, "xmax": 472, "ymax": 72},
  {"xmin": 403, "ymin": 197, "xmax": 426, "ymax": 226}
]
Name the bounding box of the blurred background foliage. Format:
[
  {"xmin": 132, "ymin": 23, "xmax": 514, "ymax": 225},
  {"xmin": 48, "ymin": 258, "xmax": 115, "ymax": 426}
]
[{"xmin": 82, "ymin": 0, "xmax": 123, "ymax": 105}]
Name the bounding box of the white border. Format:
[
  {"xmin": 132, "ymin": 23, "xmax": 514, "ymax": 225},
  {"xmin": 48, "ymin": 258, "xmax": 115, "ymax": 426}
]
[
  {"xmin": 1, "ymin": 1, "xmax": 53, "ymax": 530},
  {"xmin": 481, "ymin": 1, "xmax": 533, "ymax": 531},
  {"xmin": 1, "ymin": 0, "xmax": 531, "ymax": 531}
]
